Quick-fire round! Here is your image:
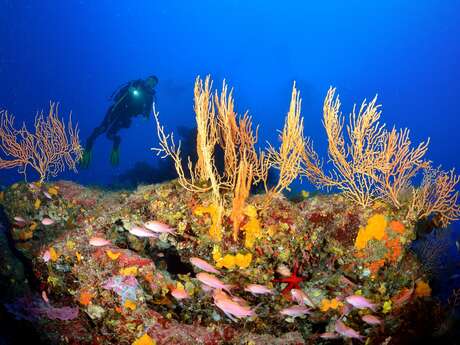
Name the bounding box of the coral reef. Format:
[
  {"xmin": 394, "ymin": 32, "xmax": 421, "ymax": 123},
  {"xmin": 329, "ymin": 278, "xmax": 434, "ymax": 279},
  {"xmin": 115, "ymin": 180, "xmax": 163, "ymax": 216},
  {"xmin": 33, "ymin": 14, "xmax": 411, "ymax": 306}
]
[
  {"xmin": 1, "ymin": 77, "xmax": 460, "ymax": 344},
  {"xmin": 0, "ymin": 178, "xmax": 458, "ymax": 344}
]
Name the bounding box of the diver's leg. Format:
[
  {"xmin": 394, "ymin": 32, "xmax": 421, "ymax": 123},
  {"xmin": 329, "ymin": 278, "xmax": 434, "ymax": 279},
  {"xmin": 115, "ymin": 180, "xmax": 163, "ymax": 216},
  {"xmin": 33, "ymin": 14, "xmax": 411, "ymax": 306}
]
[
  {"xmin": 80, "ymin": 113, "xmax": 111, "ymax": 168},
  {"xmin": 107, "ymin": 128, "xmax": 122, "ymax": 166},
  {"xmin": 85, "ymin": 123, "xmax": 106, "ymax": 151}
]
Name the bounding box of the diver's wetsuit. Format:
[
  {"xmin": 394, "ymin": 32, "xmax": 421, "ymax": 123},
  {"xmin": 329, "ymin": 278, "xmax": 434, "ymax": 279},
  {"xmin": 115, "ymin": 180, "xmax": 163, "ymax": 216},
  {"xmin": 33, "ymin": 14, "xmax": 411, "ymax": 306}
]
[{"xmin": 83, "ymin": 78, "xmax": 156, "ymax": 166}]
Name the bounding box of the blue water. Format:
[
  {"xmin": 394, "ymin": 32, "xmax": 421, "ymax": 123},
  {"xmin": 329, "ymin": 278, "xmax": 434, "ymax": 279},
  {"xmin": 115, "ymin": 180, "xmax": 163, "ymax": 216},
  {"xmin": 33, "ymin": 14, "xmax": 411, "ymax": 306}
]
[
  {"xmin": 1, "ymin": 2, "xmax": 460, "ymax": 341},
  {"xmin": 1, "ymin": 3, "xmax": 460, "ymax": 221},
  {"xmin": 1, "ymin": 0, "xmax": 459, "ymax": 187}
]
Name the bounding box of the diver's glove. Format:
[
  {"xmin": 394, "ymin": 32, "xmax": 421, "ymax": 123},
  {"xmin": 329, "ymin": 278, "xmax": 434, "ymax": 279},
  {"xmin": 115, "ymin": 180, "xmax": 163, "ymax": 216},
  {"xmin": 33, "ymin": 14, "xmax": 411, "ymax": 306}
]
[
  {"xmin": 80, "ymin": 149, "xmax": 92, "ymax": 169},
  {"xmin": 110, "ymin": 148, "xmax": 120, "ymax": 166}
]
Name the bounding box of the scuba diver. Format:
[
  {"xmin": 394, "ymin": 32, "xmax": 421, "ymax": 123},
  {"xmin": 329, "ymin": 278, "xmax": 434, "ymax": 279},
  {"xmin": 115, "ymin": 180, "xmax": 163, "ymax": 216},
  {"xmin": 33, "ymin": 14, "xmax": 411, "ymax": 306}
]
[{"xmin": 80, "ymin": 75, "xmax": 159, "ymax": 167}]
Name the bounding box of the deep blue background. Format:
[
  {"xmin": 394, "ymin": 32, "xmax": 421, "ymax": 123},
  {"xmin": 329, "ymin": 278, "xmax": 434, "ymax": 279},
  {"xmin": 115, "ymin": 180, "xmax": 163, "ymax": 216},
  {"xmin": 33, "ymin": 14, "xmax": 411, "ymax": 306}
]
[{"xmin": 1, "ymin": 0, "xmax": 460, "ymax": 191}]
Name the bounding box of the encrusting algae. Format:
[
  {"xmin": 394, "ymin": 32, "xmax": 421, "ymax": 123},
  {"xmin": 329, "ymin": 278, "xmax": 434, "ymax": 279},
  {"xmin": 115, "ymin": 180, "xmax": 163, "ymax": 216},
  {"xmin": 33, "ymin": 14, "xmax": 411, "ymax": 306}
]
[
  {"xmin": 213, "ymin": 245, "xmax": 252, "ymax": 269},
  {"xmin": 415, "ymin": 280, "xmax": 432, "ymax": 297},
  {"xmin": 320, "ymin": 298, "xmax": 343, "ymax": 312},
  {"xmin": 132, "ymin": 334, "xmax": 156, "ymax": 345},
  {"xmin": 241, "ymin": 205, "xmax": 262, "ymax": 249},
  {"xmin": 354, "ymin": 213, "xmax": 387, "ymax": 250},
  {"xmin": 193, "ymin": 204, "xmax": 223, "ymax": 241}
]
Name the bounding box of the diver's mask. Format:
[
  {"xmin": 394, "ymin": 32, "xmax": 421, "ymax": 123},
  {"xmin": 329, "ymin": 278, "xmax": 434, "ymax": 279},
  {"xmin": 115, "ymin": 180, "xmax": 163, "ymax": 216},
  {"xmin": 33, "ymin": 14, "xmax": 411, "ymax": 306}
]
[{"xmin": 145, "ymin": 76, "xmax": 159, "ymax": 89}]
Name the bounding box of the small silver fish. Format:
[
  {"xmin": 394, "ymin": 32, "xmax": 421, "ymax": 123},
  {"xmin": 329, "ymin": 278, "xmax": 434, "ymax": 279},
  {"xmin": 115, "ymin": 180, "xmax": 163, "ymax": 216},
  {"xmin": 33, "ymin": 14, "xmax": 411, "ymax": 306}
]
[
  {"xmin": 190, "ymin": 257, "xmax": 220, "ymax": 274},
  {"xmin": 345, "ymin": 295, "xmax": 377, "ymax": 311},
  {"xmin": 128, "ymin": 225, "xmax": 158, "ymax": 238},
  {"xmin": 41, "ymin": 217, "xmax": 55, "ymax": 226},
  {"xmin": 196, "ymin": 272, "xmax": 233, "ymax": 293},
  {"xmin": 171, "ymin": 286, "xmax": 190, "ymax": 300},
  {"xmin": 89, "ymin": 237, "xmax": 111, "ymax": 246},
  {"xmin": 291, "ymin": 289, "xmax": 315, "ymax": 307},
  {"xmin": 244, "ymin": 284, "xmax": 274, "ymax": 295},
  {"xmin": 42, "ymin": 249, "xmax": 51, "ymax": 262},
  {"xmin": 319, "ymin": 332, "xmax": 339, "ymax": 339},
  {"xmin": 213, "ymin": 289, "xmax": 255, "ymax": 321},
  {"xmin": 144, "ymin": 220, "xmax": 175, "ymax": 235},
  {"xmin": 28, "ymin": 183, "xmax": 40, "ymax": 191},
  {"xmin": 201, "ymin": 284, "xmax": 214, "ymax": 293},
  {"xmin": 335, "ymin": 320, "xmax": 364, "ymax": 341},
  {"xmin": 361, "ymin": 314, "xmax": 382, "ymax": 325},
  {"xmin": 279, "ymin": 305, "xmax": 311, "ymax": 318},
  {"xmin": 276, "ymin": 264, "xmax": 291, "ymax": 277},
  {"xmin": 14, "ymin": 216, "xmax": 26, "ymax": 226},
  {"xmin": 42, "ymin": 290, "xmax": 49, "ymax": 304}
]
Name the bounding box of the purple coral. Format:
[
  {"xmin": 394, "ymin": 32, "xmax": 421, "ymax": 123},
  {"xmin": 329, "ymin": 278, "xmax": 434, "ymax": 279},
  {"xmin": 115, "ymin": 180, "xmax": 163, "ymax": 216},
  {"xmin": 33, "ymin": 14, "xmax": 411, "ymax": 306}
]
[
  {"xmin": 102, "ymin": 275, "xmax": 139, "ymax": 303},
  {"xmin": 4, "ymin": 294, "xmax": 79, "ymax": 321}
]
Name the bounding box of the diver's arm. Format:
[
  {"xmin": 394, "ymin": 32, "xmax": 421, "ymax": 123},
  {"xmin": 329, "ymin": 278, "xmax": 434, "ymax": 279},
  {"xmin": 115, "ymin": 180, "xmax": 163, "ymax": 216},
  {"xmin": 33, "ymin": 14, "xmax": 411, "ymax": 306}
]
[
  {"xmin": 142, "ymin": 91, "xmax": 155, "ymax": 117},
  {"xmin": 111, "ymin": 79, "xmax": 144, "ymax": 101},
  {"xmin": 142, "ymin": 107, "xmax": 151, "ymax": 118},
  {"xmin": 112, "ymin": 84, "xmax": 131, "ymax": 102},
  {"xmin": 109, "ymin": 82, "xmax": 137, "ymax": 119},
  {"xmin": 141, "ymin": 101, "xmax": 152, "ymax": 118},
  {"xmin": 110, "ymin": 83, "xmax": 125, "ymax": 100}
]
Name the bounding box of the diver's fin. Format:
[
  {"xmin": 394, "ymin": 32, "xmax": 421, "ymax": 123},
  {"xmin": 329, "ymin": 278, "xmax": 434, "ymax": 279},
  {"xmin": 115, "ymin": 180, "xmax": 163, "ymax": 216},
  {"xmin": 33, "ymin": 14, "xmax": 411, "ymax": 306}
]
[{"xmin": 110, "ymin": 148, "xmax": 120, "ymax": 166}]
